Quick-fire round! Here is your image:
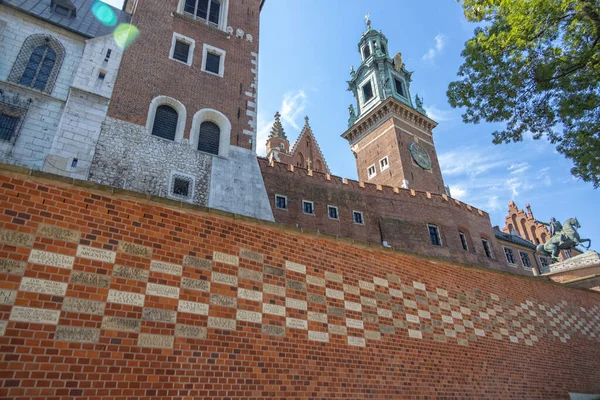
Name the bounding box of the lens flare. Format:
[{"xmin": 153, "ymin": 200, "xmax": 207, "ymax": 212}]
[
  {"xmin": 113, "ymin": 24, "xmax": 140, "ymax": 49},
  {"xmin": 91, "ymin": 1, "xmax": 118, "ymax": 26}
]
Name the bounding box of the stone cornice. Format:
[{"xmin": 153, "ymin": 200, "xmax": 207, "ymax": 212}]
[{"xmin": 341, "ymin": 97, "xmax": 438, "ymax": 144}]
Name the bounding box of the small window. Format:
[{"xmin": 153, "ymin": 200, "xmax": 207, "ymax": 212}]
[
  {"xmin": 104, "ymin": 49, "xmax": 112, "ymax": 62},
  {"xmin": 71, "ymin": 158, "xmax": 78, "ymax": 168},
  {"xmin": 539, "ymin": 256, "xmax": 549, "ymax": 268},
  {"xmin": 504, "ymin": 247, "xmax": 516, "ymax": 265},
  {"xmin": 173, "ymin": 178, "xmax": 190, "ymax": 197},
  {"xmin": 0, "ymin": 114, "xmax": 20, "ymax": 142},
  {"xmin": 197, "ymin": 121, "xmax": 220, "ymax": 155},
  {"xmin": 394, "ymin": 78, "xmax": 406, "ymax": 97},
  {"xmin": 482, "ymin": 239, "xmax": 492, "ymax": 258},
  {"xmin": 302, "ymin": 200, "xmax": 314, "ymax": 215},
  {"xmin": 275, "ymin": 195, "xmax": 287, "ymax": 210},
  {"xmin": 173, "ymin": 40, "xmax": 191, "ymax": 63},
  {"xmin": 367, "ymin": 164, "xmax": 376, "ymax": 179},
  {"xmin": 380, "ymin": 43, "xmax": 386, "ymax": 55},
  {"xmin": 353, "ymin": 211, "xmax": 364, "ymax": 225},
  {"xmin": 379, "ymin": 157, "xmax": 389, "ymax": 171},
  {"xmin": 459, "ymin": 232, "xmax": 468, "ymax": 251},
  {"xmin": 363, "ymin": 45, "xmax": 371, "ymax": 59},
  {"xmin": 151, "ymin": 105, "xmax": 178, "ymax": 141},
  {"xmin": 98, "ymin": 71, "xmax": 106, "ymax": 81},
  {"xmin": 328, "ymin": 206, "xmax": 339, "ymax": 220},
  {"xmin": 362, "ymin": 82, "xmax": 374, "ymax": 103},
  {"xmin": 201, "ymin": 44, "xmax": 225, "ymax": 77},
  {"xmin": 169, "ymin": 173, "xmax": 194, "ymax": 201},
  {"xmin": 205, "ymin": 52, "xmax": 221, "ymax": 74},
  {"xmin": 519, "ymin": 251, "xmax": 532, "ymax": 269},
  {"xmin": 428, "ymin": 225, "xmax": 441, "ymax": 246},
  {"xmin": 563, "ymin": 249, "xmax": 571, "ymax": 259}
]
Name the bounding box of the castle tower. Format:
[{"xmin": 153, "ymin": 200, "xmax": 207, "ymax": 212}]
[
  {"xmin": 341, "ymin": 16, "xmax": 445, "ymax": 194},
  {"xmin": 88, "ymin": 0, "xmax": 273, "ymax": 221},
  {"xmin": 266, "ymin": 111, "xmax": 289, "ymax": 163}
]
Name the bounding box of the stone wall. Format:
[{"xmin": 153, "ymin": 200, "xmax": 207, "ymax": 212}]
[{"xmin": 1, "ymin": 165, "xmax": 598, "ymax": 399}]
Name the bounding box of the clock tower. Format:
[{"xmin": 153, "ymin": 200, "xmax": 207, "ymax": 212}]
[{"xmin": 342, "ymin": 17, "xmax": 446, "ymax": 194}]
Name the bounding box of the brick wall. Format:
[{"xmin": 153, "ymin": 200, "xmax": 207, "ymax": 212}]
[{"xmin": 0, "ymin": 166, "xmax": 599, "ymax": 399}]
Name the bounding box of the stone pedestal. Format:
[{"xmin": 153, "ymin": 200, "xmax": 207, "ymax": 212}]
[
  {"xmin": 541, "ymin": 251, "xmax": 599, "ymax": 275},
  {"xmin": 542, "ymin": 251, "xmax": 600, "ymax": 292}
]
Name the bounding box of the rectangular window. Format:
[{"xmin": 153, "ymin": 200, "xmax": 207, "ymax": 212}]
[
  {"xmin": 0, "ymin": 113, "xmax": 20, "ymax": 142},
  {"xmin": 173, "ymin": 40, "xmax": 191, "ymax": 63},
  {"xmin": 362, "ymin": 82, "xmax": 374, "ymax": 103},
  {"xmin": 539, "ymin": 256, "xmax": 549, "ymax": 268},
  {"xmin": 379, "ymin": 156, "xmax": 389, "ymax": 171},
  {"xmin": 563, "ymin": 249, "xmax": 571, "ymax": 259},
  {"xmin": 353, "ymin": 211, "xmax": 364, "ymax": 225},
  {"xmin": 519, "ymin": 251, "xmax": 532, "ymax": 269},
  {"xmin": 328, "ymin": 206, "xmax": 339, "ymax": 220},
  {"xmin": 367, "ymin": 164, "xmax": 376, "ymax": 179},
  {"xmin": 173, "ymin": 177, "xmax": 190, "ymax": 197},
  {"xmin": 394, "ymin": 78, "xmax": 406, "ymax": 97},
  {"xmin": 275, "ymin": 194, "xmax": 287, "ymax": 210},
  {"xmin": 302, "ymin": 200, "xmax": 314, "ymax": 215},
  {"xmin": 504, "ymin": 247, "xmax": 516, "ymax": 265},
  {"xmin": 202, "ymin": 44, "xmax": 226, "ymax": 77},
  {"xmin": 428, "ymin": 225, "xmax": 441, "ymax": 246},
  {"xmin": 363, "ymin": 45, "xmax": 371, "ymax": 59},
  {"xmin": 459, "ymin": 232, "xmax": 468, "ymax": 251},
  {"xmin": 205, "ymin": 52, "xmax": 221, "ymax": 74},
  {"xmin": 482, "ymin": 239, "xmax": 492, "ymax": 258}
]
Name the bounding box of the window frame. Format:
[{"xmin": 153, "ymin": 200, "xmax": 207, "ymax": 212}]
[
  {"xmin": 169, "ymin": 33, "xmax": 195, "ymax": 66},
  {"xmin": 145, "ymin": 96, "xmax": 187, "ymax": 143},
  {"xmin": 367, "ymin": 164, "xmax": 377, "ymax": 179},
  {"xmin": 428, "ymin": 224, "xmax": 442, "ymax": 247},
  {"xmin": 167, "ymin": 171, "xmax": 195, "ymax": 202},
  {"xmin": 362, "ymin": 81, "xmax": 374, "ymax": 103},
  {"xmin": 379, "ymin": 156, "xmax": 389, "ymax": 172},
  {"xmin": 519, "ymin": 251, "xmax": 533, "ymax": 270},
  {"xmin": 190, "ymin": 108, "xmax": 231, "ymax": 158},
  {"xmin": 180, "ymin": 0, "xmax": 229, "ymax": 30},
  {"xmin": 275, "ymin": 194, "xmax": 288, "ymax": 210},
  {"xmin": 459, "ymin": 231, "xmax": 469, "ymax": 251},
  {"xmin": 394, "ymin": 77, "xmax": 406, "ymax": 98},
  {"xmin": 201, "ymin": 44, "xmax": 226, "ymax": 77},
  {"xmin": 482, "ymin": 238, "xmax": 493, "ymax": 259},
  {"xmin": 197, "ymin": 120, "xmax": 221, "ymax": 155},
  {"xmin": 328, "ymin": 205, "xmax": 339, "ymax": 220},
  {"xmin": 353, "ymin": 210, "xmax": 364, "ymax": 225},
  {"xmin": 503, "ymin": 246, "xmax": 516, "ymax": 266},
  {"xmin": 302, "ymin": 200, "xmax": 315, "ymax": 216},
  {"xmin": 151, "ymin": 104, "xmax": 180, "ymax": 141},
  {"xmin": 539, "ymin": 256, "xmax": 549, "ymax": 268}
]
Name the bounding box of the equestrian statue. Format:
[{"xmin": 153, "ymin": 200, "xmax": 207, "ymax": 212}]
[{"xmin": 535, "ymin": 217, "xmax": 592, "ymax": 261}]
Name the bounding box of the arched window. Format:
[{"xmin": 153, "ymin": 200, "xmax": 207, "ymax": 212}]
[
  {"xmin": 298, "ymin": 152, "xmax": 304, "ymax": 168},
  {"xmin": 198, "ymin": 121, "xmax": 220, "ymax": 155},
  {"xmin": 151, "ymin": 105, "xmax": 179, "ymax": 141},
  {"xmin": 8, "ymin": 34, "xmax": 65, "ymax": 95},
  {"xmin": 520, "ymin": 218, "xmax": 530, "ymax": 241}
]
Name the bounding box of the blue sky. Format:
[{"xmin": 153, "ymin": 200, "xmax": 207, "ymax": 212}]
[{"xmin": 103, "ymin": 0, "xmax": 599, "ymax": 249}]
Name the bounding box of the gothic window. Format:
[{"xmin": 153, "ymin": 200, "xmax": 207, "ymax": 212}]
[
  {"xmin": 504, "ymin": 247, "xmax": 516, "ymax": 264},
  {"xmin": 0, "ymin": 113, "xmax": 20, "ymax": 142},
  {"xmin": 8, "ymin": 34, "xmax": 65, "ymax": 95},
  {"xmin": 362, "ymin": 82, "xmax": 374, "ymax": 103},
  {"xmin": 428, "ymin": 225, "xmax": 442, "ymax": 246},
  {"xmin": 459, "ymin": 232, "xmax": 468, "ymax": 251},
  {"xmin": 184, "ymin": 0, "xmax": 221, "ymax": 25},
  {"xmin": 298, "ymin": 152, "xmax": 304, "ymax": 168},
  {"xmin": 563, "ymin": 249, "xmax": 571, "ymax": 259},
  {"xmin": 152, "ymin": 105, "xmax": 178, "ymax": 141},
  {"xmin": 519, "ymin": 251, "xmax": 532, "ymax": 269},
  {"xmin": 482, "ymin": 239, "xmax": 492, "ymax": 258},
  {"xmin": 198, "ymin": 121, "xmax": 220, "ymax": 155},
  {"xmin": 394, "ymin": 78, "xmax": 406, "ymax": 98}
]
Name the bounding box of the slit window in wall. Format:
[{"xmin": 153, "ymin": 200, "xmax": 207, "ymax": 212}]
[
  {"xmin": 428, "ymin": 225, "xmax": 442, "ymax": 246},
  {"xmin": 519, "ymin": 251, "xmax": 532, "ymax": 269},
  {"xmin": 367, "ymin": 164, "xmax": 376, "ymax": 179},
  {"xmin": 275, "ymin": 194, "xmax": 287, "ymax": 210},
  {"xmin": 302, "ymin": 200, "xmax": 314, "ymax": 215},
  {"xmin": 197, "ymin": 121, "xmax": 220, "ymax": 155},
  {"xmin": 104, "ymin": 49, "xmax": 112, "ymax": 62},
  {"xmin": 482, "ymin": 239, "xmax": 492, "ymax": 258},
  {"xmin": 504, "ymin": 247, "xmax": 516, "ymax": 265},
  {"xmin": 328, "ymin": 206, "xmax": 339, "ymax": 220},
  {"xmin": 353, "ymin": 211, "xmax": 364, "ymax": 225},
  {"xmin": 459, "ymin": 232, "xmax": 468, "ymax": 251},
  {"xmin": 379, "ymin": 156, "xmax": 389, "ymax": 171},
  {"xmin": 151, "ymin": 105, "xmax": 178, "ymax": 141},
  {"xmin": 362, "ymin": 81, "xmax": 374, "ymax": 103},
  {"xmin": 71, "ymin": 158, "xmax": 78, "ymax": 168}
]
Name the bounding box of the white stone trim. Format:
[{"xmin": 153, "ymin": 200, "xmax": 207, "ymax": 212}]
[
  {"xmin": 353, "ymin": 210, "xmax": 365, "ymax": 225},
  {"xmin": 302, "ymin": 200, "xmax": 315, "ymax": 216},
  {"xmin": 275, "ymin": 194, "xmax": 287, "ymax": 210},
  {"xmin": 327, "ymin": 205, "xmax": 339, "ymax": 220},
  {"xmin": 201, "ymin": 44, "xmax": 226, "ymax": 78},
  {"xmin": 169, "ymin": 32, "xmax": 195, "ymax": 67},
  {"xmin": 190, "ymin": 108, "xmax": 231, "ymax": 158},
  {"xmin": 145, "ymin": 96, "xmax": 187, "ymax": 143},
  {"xmin": 367, "ymin": 164, "xmax": 376, "ymax": 179},
  {"xmin": 379, "ymin": 156, "xmax": 389, "ymax": 171}
]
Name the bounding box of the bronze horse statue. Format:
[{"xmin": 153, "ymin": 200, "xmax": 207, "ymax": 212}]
[{"xmin": 536, "ymin": 217, "xmax": 591, "ymax": 261}]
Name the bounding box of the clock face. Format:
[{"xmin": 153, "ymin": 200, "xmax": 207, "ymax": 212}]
[{"xmin": 409, "ymin": 142, "xmax": 432, "ymax": 170}]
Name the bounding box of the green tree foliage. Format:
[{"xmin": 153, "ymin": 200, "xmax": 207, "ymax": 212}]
[{"xmin": 448, "ymin": 0, "xmax": 600, "ymax": 187}]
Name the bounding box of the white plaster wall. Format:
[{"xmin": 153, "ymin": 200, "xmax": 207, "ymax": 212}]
[{"xmin": 209, "ymin": 146, "xmax": 274, "ymax": 221}]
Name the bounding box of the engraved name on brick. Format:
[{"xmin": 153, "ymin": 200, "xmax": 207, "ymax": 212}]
[
  {"xmin": 238, "ymin": 289, "xmax": 262, "ymax": 302},
  {"xmin": 0, "ymin": 290, "xmax": 17, "ymax": 305},
  {"xmin": 213, "ymin": 252, "xmax": 239, "ymax": 266},
  {"xmin": 62, "ymin": 298, "xmax": 106, "ymax": 315},
  {"xmin": 210, "ymin": 294, "xmax": 237, "ymax": 308},
  {"xmin": 10, "ymin": 307, "xmax": 61, "ymax": 324},
  {"xmin": 208, "ymin": 317, "xmax": 236, "ymax": 331},
  {"xmin": 20, "ymin": 277, "xmax": 68, "ymax": 296},
  {"xmin": 29, "ymin": 250, "xmax": 74, "ymax": 270},
  {"xmin": 142, "ymin": 307, "xmax": 177, "ymax": 323},
  {"xmin": 146, "ymin": 283, "xmax": 180, "ymax": 299},
  {"xmin": 178, "ymin": 300, "xmax": 209, "ymax": 316},
  {"xmin": 55, "ymin": 326, "xmax": 100, "ymax": 343},
  {"xmin": 285, "ymin": 260, "xmax": 306, "ymax": 274},
  {"xmin": 183, "ymin": 255, "xmax": 212, "ymax": 271},
  {"xmin": 309, "ymin": 331, "xmax": 329, "ymax": 342},
  {"xmin": 107, "ymin": 289, "xmax": 145, "ymax": 307},
  {"xmin": 118, "ymin": 242, "xmax": 152, "ymax": 258},
  {"xmin": 286, "ymin": 318, "xmax": 308, "ymax": 330},
  {"xmin": 150, "ymin": 260, "xmax": 183, "ymax": 276},
  {"xmin": 181, "ymin": 277, "xmax": 210, "ymax": 292},
  {"xmin": 212, "ymin": 272, "xmax": 238, "ymax": 287},
  {"xmin": 238, "ymin": 267, "xmax": 263, "ymax": 282},
  {"xmin": 102, "ymin": 317, "xmax": 141, "ymax": 332},
  {"xmin": 0, "ymin": 229, "xmax": 34, "ymax": 248},
  {"xmin": 175, "ymin": 324, "xmax": 207, "ymax": 339},
  {"xmin": 263, "ymin": 303, "xmax": 286, "ymax": 316},
  {"xmin": 77, "ymin": 246, "xmax": 116, "ymax": 263},
  {"xmin": 0, "ymin": 259, "xmax": 26, "ymax": 276},
  {"xmin": 264, "ymin": 284, "xmax": 285, "ymax": 297},
  {"xmin": 348, "ymin": 336, "xmax": 366, "ymax": 347},
  {"xmin": 112, "ymin": 265, "xmax": 149, "ymax": 282},
  {"xmin": 286, "ymin": 298, "xmax": 307, "ymax": 311},
  {"xmin": 240, "ymin": 248, "xmax": 264, "ymax": 263},
  {"xmin": 70, "ymin": 271, "xmax": 111, "ymax": 288},
  {"xmin": 37, "ymin": 224, "xmax": 80, "ymax": 243},
  {"xmin": 237, "ymin": 310, "xmax": 262, "ymax": 323},
  {"xmin": 262, "ymin": 325, "xmax": 285, "ymax": 337},
  {"xmin": 138, "ymin": 333, "xmax": 174, "ymax": 349}
]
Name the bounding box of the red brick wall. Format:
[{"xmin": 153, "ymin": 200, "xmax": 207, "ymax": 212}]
[
  {"xmin": 1, "ymin": 167, "xmax": 599, "ymax": 399},
  {"xmin": 108, "ymin": 0, "xmax": 261, "ymax": 149}
]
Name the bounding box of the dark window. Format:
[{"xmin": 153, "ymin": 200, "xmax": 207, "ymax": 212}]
[
  {"xmin": 205, "ymin": 52, "xmax": 221, "ymax": 74},
  {"xmin": 303, "ymin": 201, "xmax": 314, "ymax": 215},
  {"xmin": 504, "ymin": 247, "xmax": 515, "ymax": 264},
  {"xmin": 184, "ymin": 0, "xmax": 197, "ymax": 14},
  {"xmin": 428, "ymin": 225, "xmax": 441, "ymax": 246},
  {"xmin": 380, "ymin": 43, "xmax": 386, "ymax": 55},
  {"xmin": 353, "ymin": 211, "xmax": 364, "ymax": 224},
  {"xmin": 520, "ymin": 252, "xmax": 532, "ymax": 269},
  {"xmin": 173, "ymin": 178, "xmax": 190, "ymax": 197},
  {"xmin": 0, "ymin": 114, "xmax": 20, "ymax": 142},
  {"xmin": 394, "ymin": 78, "xmax": 406, "ymax": 97},
  {"xmin": 539, "ymin": 257, "xmax": 549, "ymax": 268},
  {"xmin": 208, "ymin": 0, "xmax": 221, "ymax": 24},
  {"xmin": 151, "ymin": 105, "xmax": 178, "ymax": 141},
  {"xmin": 482, "ymin": 239, "xmax": 492, "ymax": 258},
  {"xmin": 184, "ymin": 0, "xmax": 220, "ymax": 24},
  {"xmin": 19, "ymin": 45, "xmax": 56, "ymax": 92},
  {"xmin": 198, "ymin": 121, "xmax": 220, "ymax": 155},
  {"xmin": 105, "ymin": 49, "xmax": 112, "ymax": 62},
  {"xmin": 459, "ymin": 232, "xmax": 468, "ymax": 251},
  {"xmin": 173, "ymin": 40, "xmax": 190, "ymax": 63},
  {"xmin": 363, "ymin": 45, "xmax": 371, "ymax": 59},
  {"xmin": 71, "ymin": 158, "xmax": 78, "ymax": 168},
  {"xmin": 328, "ymin": 206, "xmax": 339, "ymax": 220},
  {"xmin": 275, "ymin": 195, "xmax": 287, "ymax": 209},
  {"xmin": 362, "ymin": 82, "xmax": 374, "ymax": 102}
]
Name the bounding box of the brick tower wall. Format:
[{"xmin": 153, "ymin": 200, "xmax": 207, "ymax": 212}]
[{"xmin": 0, "ymin": 165, "xmax": 599, "ymax": 399}]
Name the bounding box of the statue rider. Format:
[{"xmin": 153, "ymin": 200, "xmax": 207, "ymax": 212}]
[{"xmin": 536, "ymin": 217, "xmax": 563, "ymax": 245}]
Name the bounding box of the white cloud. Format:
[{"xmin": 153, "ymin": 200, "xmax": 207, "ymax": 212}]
[
  {"xmin": 423, "ymin": 105, "xmax": 456, "ymax": 122},
  {"xmin": 487, "ymin": 195, "xmax": 500, "ymax": 211},
  {"xmin": 439, "ymin": 147, "xmax": 507, "ymax": 178},
  {"xmin": 422, "ymin": 34, "xmax": 446, "ymax": 64},
  {"xmin": 449, "ymin": 185, "xmax": 468, "ymax": 200},
  {"xmin": 508, "ymin": 162, "xmax": 530, "ymax": 175}
]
